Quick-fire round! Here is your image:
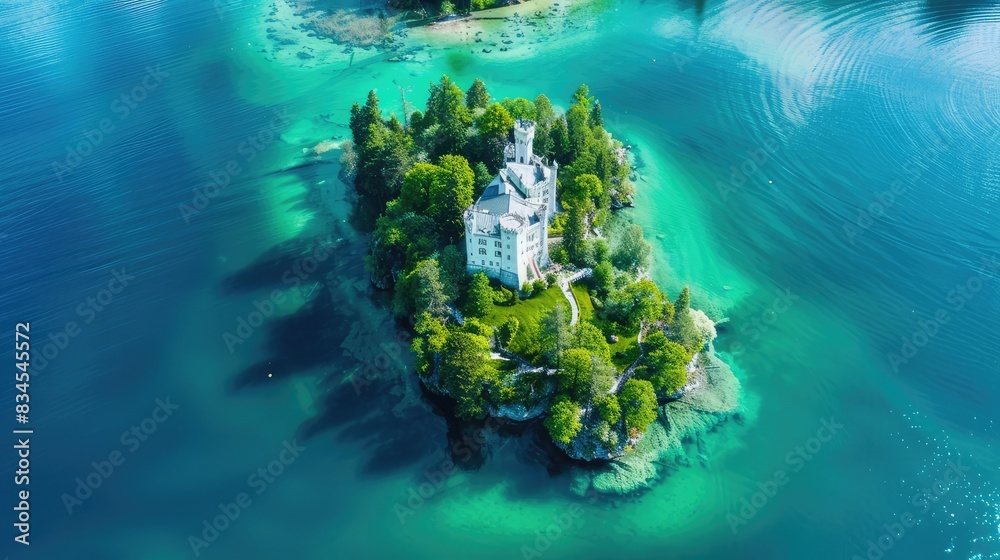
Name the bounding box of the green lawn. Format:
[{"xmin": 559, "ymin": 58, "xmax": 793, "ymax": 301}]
[
  {"xmin": 479, "ymin": 282, "xmax": 639, "ymax": 371},
  {"xmin": 571, "ymin": 283, "xmax": 595, "ymax": 323},
  {"xmin": 481, "ymin": 285, "xmax": 567, "ymax": 329},
  {"xmin": 609, "ymin": 336, "xmax": 641, "ymax": 371}
]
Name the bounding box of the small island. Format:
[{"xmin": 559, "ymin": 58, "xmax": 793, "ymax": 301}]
[{"xmin": 340, "ymin": 77, "xmax": 743, "ymax": 494}]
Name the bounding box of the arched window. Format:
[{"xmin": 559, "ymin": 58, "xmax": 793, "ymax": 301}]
[{"xmin": 479, "ymin": 248, "xmax": 487, "ymax": 255}]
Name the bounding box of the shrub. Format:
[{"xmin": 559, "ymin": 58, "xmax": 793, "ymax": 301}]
[
  {"xmin": 546, "ymin": 272, "xmax": 558, "ymax": 285},
  {"xmin": 494, "ymin": 286, "xmax": 516, "ymax": 305},
  {"xmin": 440, "ymin": 0, "xmax": 456, "ymax": 15},
  {"xmin": 549, "ymin": 243, "xmax": 569, "ymax": 265},
  {"xmin": 521, "ymin": 282, "xmax": 534, "ymax": 298},
  {"xmin": 497, "ymin": 316, "xmax": 519, "ymax": 347},
  {"xmin": 533, "ymin": 279, "xmax": 547, "ymax": 293}
]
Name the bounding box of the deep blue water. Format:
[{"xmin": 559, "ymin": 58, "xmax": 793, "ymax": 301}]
[{"xmin": 1, "ymin": 0, "xmax": 999, "ymax": 558}]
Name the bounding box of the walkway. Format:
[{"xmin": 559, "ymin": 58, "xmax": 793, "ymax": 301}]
[
  {"xmin": 556, "ymin": 268, "xmax": 592, "ymax": 327},
  {"xmin": 558, "ymin": 279, "xmax": 580, "ymax": 326}
]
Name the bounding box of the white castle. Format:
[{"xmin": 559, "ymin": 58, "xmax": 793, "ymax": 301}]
[{"xmin": 464, "ymin": 120, "xmax": 558, "ymax": 288}]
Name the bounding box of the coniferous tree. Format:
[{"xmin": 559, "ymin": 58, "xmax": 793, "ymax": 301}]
[{"xmin": 466, "ymin": 78, "xmax": 490, "ymax": 110}]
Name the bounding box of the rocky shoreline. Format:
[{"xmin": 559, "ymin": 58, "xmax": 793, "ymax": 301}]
[{"xmin": 570, "ymin": 346, "xmax": 743, "ymax": 495}]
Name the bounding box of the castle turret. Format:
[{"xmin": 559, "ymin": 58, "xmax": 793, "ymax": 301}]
[{"xmin": 514, "ymin": 120, "xmax": 535, "ymax": 164}]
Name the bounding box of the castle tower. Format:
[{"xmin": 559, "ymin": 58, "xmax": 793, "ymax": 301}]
[{"xmin": 514, "ymin": 120, "xmax": 535, "ymax": 164}]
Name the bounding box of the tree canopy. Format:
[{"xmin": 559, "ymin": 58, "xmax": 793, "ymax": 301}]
[
  {"xmin": 545, "ymin": 397, "xmax": 583, "ymax": 445},
  {"xmin": 619, "ymin": 378, "xmax": 657, "ymax": 437}
]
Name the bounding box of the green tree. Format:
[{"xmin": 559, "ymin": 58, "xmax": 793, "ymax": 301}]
[
  {"xmin": 497, "ymin": 316, "xmax": 519, "ymax": 347},
  {"xmin": 557, "ymin": 348, "xmax": 593, "ymax": 402},
  {"xmin": 588, "ymin": 356, "xmax": 616, "ymax": 397},
  {"xmin": 398, "ymin": 162, "xmax": 448, "ymax": 215},
  {"xmin": 534, "ymin": 94, "xmax": 555, "ymax": 125},
  {"xmin": 566, "ymin": 103, "xmax": 592, "ymax": 160},
  {"xmin": 473, "ymin": 161, "xmax": 492, "ymax": 198},
  {"xmin": 439, "ymin": 331, "xmax": 496, "ymax": 419},
  {"xmin": 592, "ymin": 260, "xmax": 614, "ymax": 294},
  {"xmin": 590, "ymin": 101, "xmax": 604, "ymax": 128},
  {"xmin": 545, "ymin": 397, "xmax": 583, "ymax": 445},
  {"xmin": 476, "ymin": 103, "xmax": 515, "ymax": 139},
  {"xmin": 412, "ymin": 311, "xmax": 448, "ymax": 377},
  {"xmin": 572, "ymin": 84, "xmax": 594, "ymax": 108},
  {"xmin": 500, "ymin": 97, "xmax": 536, "ymax": 122},
  {"xmin": 462, "ymin": 317, "xmax": 495, "ymax": 339},
  {"xmin": 464, "ymin": 271, "xmax": 494, "ymax": 317},
  {"xmin": 551, "ymin": 116, "xmax": 571, "ymax": 164},
  {"xmin": 539, "ymin": 303, "xmax": 571, "ymax": 366},
  {"xmin": 604, "ymin": 279, "xmax": 666, "ymax": 329},
  {"xmin": 438, "ymin": 244, "xmax": 465, "ymax": 300},
  {"xmin": 669, "ymin": 289, "xmax": 703, "ymax": 354},
  {"xmin": 562, "ymin": 202, "xmax": 589, "ymax": 265},
  {"xmin": 474, "ymin": 103, "xmax": 514, "ymax": 171},
  {"xmin": 593, "ymin": 394, "xmax": 620, "ymax": 425},
  {"xmin": 565, "ymin": 173, "xmax": 601, "ymax": 205},
  {"xmin": 349, "ymin": 90, "xmax": 382, "ymax": 150},
  {"xmin": 394, "ymin": 258, "xmax": 451, "ymax": 318},
  {"xmin": 367, "ymin": 211, "xmax": 438, "ymax": 289},
  {"xmin": 612, "ymin": 224, "xmax": 651, "ymax": 273},
  {"xmin": 355, "ymin": 117, "xmax": 416, "ymax": 208},
  {"xmin": 425, "ymin": 75, "xmax": 473, "ymax": 159},
  {"xmin": 619, "ymin": 378, "xmax": 657, "ymax": 437},
  {"xmin": 675, "ymin": 286, "xmax": 690, "ymax": 313},
  {"xmin": 433, "ymin": 155, "xmax": 475, "ymax": 239},
  {"xmin": 573, "ymin": 321, "xmax": 611, "ymax": 364},
  {"xmin": 466, "ymin": 78, "xmax": 490, "ymax": 109},
  {"xmin": 641, "ymin": 330, "xmax": 688, "ymax": 394}
]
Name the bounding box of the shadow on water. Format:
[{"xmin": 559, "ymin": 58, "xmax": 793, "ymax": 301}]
[
  {"xmin": 219, "ymin": 168, "xmax": 612, "ymax": 490},
  {"xmin": 920, "ymin": 0, "xmax": 998, "ymax": 40}
]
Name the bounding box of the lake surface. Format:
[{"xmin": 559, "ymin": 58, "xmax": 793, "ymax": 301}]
[{"xmin": 1, "ymin": 0, "xmax": 998, "ymax": 558}]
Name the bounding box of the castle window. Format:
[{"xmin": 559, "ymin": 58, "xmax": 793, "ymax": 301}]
[
  {"xmin": 495, "ymin": 241, "xmax": 501, "ymax": 248},
  {"xmin": 479, "ymin": 248, "xmax": 487, "ymax": 255},
  {"xmin": 481, "ymin": 260, "xmax": 485, "ymax": 265},
  {"xmin": 495, "ymin": 251, "xmax": 501, "ymax": 257},
  {"xmin": 507, "ymin": 255, "xmax": 510, "ymax": 261},
  {"xmin": 478, "ymin": 239, "xmax": 487, "ymax": 246}
]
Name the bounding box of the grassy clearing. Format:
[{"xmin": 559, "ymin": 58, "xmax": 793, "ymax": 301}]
[
  {"xmin": 571, "ymin": 282, "xmax": 594, "ymax": 323},
  {"xmin": 481, "ymin": 285, "xmax": 566, "ymax": 329},
  {"xmin": 609, "ymin": 336, "xmax": 641, "ymax": 371}
]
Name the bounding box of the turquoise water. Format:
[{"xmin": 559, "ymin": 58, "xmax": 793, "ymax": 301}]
[{"xmin": 1, "ymin": 0, "xmax": 998, "ymax": 558}]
